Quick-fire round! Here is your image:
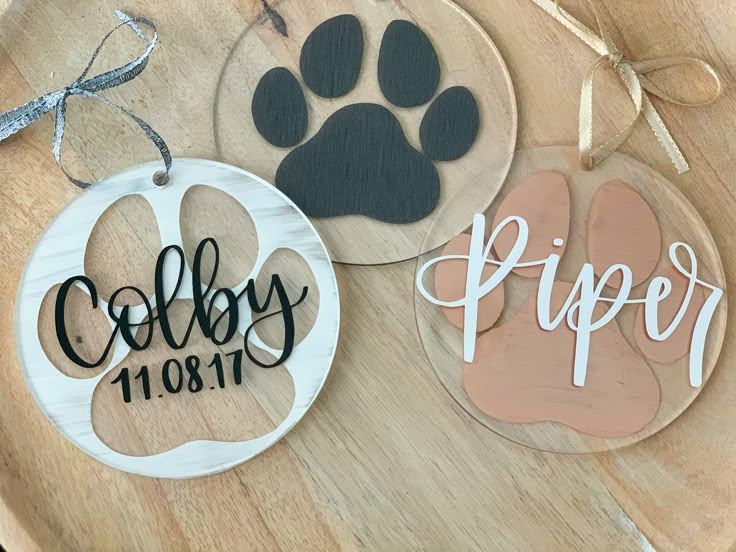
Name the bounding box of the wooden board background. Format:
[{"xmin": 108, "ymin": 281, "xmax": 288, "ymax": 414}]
[{"xmin": 1, "ymin": 0, "xmax": 736, "ymax": 550}]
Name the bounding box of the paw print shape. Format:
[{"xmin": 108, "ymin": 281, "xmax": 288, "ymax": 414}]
[
  {"xmin": 251, "ymin": 16, "xmax": 480, "ymax": 224},
  {"xmin": 434, "ymin": 172, "xmax": 709, "ymax": 438},
  {"xmin": 19, "ymin": 160, "xmax": 338, "ymax": 477}
]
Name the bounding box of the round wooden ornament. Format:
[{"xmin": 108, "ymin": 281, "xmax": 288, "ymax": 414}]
[
  {"xmin": 16, "ymin": 159, "xmax": 340, "ymax": 478},
  {"xmin": 415, "ymin": 146, "xmax": 727, "ymax": 453},
  {"xmin": 214, "ymin": 0, "xmax": 517, "ymax": 265}
]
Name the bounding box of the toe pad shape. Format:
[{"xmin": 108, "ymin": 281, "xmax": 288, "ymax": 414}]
[
  {"xmin": 252, "ymin": 68, "xmax": 308, "ymax": 148},
  {"xmin": 378, "ymin": 20, "xmax": 440, "ymax": 108},
  {"xmin": 300, "ymin": 14, "xmax": 364, "ymax": 98}
]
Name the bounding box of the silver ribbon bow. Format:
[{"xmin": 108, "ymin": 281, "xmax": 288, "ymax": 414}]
[{"xmin": 0, "ymin": 11, "xmax": 171, "ymax": 189}]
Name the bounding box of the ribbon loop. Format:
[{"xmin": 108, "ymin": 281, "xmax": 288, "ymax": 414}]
[
  {"xmin": 0, "ymin": 11, "xmax": 170, "ymax": 189},
  {"xmin": 535, "ymin": 0, "xmax": 722, "ymax": 174},
  {"xmin": 632, "ymin": 57, "xmax": 722, "ymax": 108}
]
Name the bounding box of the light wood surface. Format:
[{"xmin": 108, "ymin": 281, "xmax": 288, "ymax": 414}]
[{"xmin": 1, "ymin": 0, "xmax": 736, "ymax": 550}]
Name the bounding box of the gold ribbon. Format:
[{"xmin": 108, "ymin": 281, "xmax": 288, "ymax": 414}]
[{"xmin": 531, "ymin": 0, "xmax": 722, "ymax": 174}]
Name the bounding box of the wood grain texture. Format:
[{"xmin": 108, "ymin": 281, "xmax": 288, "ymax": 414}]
[{"xmin": 1, "ymin": 0, "xmax": 736, "ymax": 550}]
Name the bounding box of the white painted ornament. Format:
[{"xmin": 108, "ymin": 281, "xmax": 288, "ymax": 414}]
[{"xmin": 15, "ymin": 159, "xmax": 340, "ymax": 478}]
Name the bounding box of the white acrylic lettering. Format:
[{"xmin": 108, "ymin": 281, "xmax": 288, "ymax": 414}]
[{"xmin": 416, "ymin": 214, "xmax": 724, "ymax": 388}]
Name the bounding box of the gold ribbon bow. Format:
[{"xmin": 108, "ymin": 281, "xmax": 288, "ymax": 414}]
[{"xmin": 531, "ymin": 0, "xmax": 722, "ymax": 173}]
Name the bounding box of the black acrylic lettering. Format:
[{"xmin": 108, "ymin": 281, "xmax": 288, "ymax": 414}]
[{"xmin": 55, "ymin": 238, "xmax": 308, "ymax": 376}]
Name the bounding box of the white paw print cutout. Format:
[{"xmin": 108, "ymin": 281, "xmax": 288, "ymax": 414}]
[{"xmin": 16, "ymin": 159, "xmax": 340, "ymax": 478}]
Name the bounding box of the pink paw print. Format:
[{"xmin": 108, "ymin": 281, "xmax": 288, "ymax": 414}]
[{"xmin": 432, "ymin": 171, "xmax": 719, "ymax": 439}]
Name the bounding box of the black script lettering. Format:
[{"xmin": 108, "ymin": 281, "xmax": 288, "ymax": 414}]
[
  {"xmin": 54, "ymin": 238, "xmax": 309, "ymax": 370},
  {"xmin": 54, "ymin": 277, "xmax": 116, "ymax": 369},
  {"xmin": 191, "ymin": 239, "xmax": 240, "ymax": 345},
  {"xmin": 242, "ymin": 275, "xmax": 309, "ymax": 368},
  {"xmin": 107, "ymin": 286, "xmax": 155, "ymax": 352}
]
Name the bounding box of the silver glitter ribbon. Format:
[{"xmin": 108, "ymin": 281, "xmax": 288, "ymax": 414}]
[{"xmin": 0, "ymin": 11, "xmax": 171, "ymax": 189}]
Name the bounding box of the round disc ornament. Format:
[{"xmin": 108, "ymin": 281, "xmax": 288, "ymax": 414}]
[
  {"xmin": 415, "ymin": 146, "xmax": 727, "ymax": 453},
  {"xmin": 215, "ymin": 0, "xmax": 517, "ymax": 265},
  {"xmin": 16, "ymin": 159, "xmax": 340, "ymax": 478}
]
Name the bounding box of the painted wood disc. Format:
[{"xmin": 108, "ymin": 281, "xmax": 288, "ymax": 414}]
[
  {"xmin": 414, "ymin": 146, "xmax": 727, "ymax": 453},
  {"xmin": 15, "ymin": 159, "xmax": 340, "ymax": 478},
  {"xmin": 215, "ymin": 0, "xmax": 517, "ymax": 265}
]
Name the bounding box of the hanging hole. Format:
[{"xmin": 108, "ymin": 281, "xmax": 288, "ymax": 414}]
[{"xmin": 152, "ymin": 171, "xmax": 169, "ymax": 187}]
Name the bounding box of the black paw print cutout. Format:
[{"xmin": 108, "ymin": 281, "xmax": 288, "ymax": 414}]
[{"xmin": 252, "ymin": 16, "xmax": 480, "ymax": 225}]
